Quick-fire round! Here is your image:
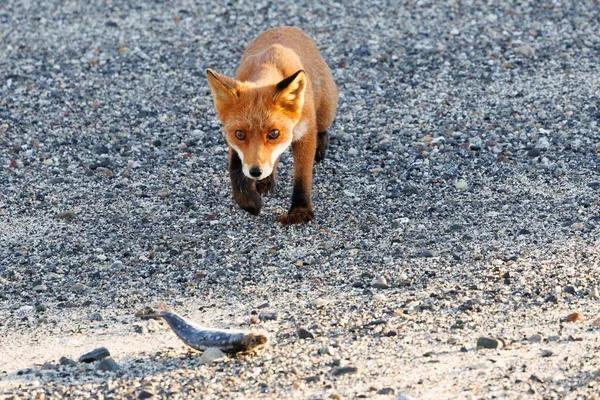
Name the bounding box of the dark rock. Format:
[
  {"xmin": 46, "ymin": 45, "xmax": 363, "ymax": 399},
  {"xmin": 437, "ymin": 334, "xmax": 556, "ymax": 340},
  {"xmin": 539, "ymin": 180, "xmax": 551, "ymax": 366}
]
[
  {"xmin": 378, "ymin": 388, "xmax": 395, "ymax": 395},
  {"xmin": 297, "ymin": 328, "xmax": 315, "ymax": 340},
  {"xmin": 258, "ymin": 310, "xmax": 278, "ymax": 321},
  {"xmin": 477, "ymin": 337, "xmax": 501, "ymax": 349},
  {"xmin": 417, "ymin": 250, "xmax": 433, "ymax": 258},
  {"xmin": 527, "ymin": 148, "xmax": 541, "ymax": 157},
  {"xmin": 59, "ymin": 356, "xmax": 77, "ymax": 366},
  {"xmin": 79, "ymin": 347, "xmax": 110, "ymax": 363},
  {"xmin": 563, "ymin": 286, "xmax": 576, "ymax": 295},
  {"xmin": 96, "ymin": 357, "xmax": 121, "ymax": 372},
  {"xmin": 331, "ymin": 366, "xmax": 359, "ymax": 376}
]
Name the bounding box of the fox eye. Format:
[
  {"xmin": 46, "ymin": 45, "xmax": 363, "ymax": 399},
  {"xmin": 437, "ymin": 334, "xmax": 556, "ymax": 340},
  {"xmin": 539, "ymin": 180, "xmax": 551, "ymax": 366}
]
[
  {"xmin": 267, "ymin": 129, "xmax": 280, "ymax": 140},
  {"xmin": 235, "ymin": 130, "xmax": 245, "ymax": 140}
]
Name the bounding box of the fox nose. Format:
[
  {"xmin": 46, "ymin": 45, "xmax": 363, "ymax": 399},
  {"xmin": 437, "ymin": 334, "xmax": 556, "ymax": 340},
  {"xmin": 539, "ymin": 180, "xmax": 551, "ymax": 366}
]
[{"xmin": 249, "ymin": 166, "xmax": 263, "ymax": 178}]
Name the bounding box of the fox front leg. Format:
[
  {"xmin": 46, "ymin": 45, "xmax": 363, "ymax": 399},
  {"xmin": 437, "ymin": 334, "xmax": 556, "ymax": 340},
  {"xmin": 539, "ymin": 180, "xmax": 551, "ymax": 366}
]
[
  {"xmin": 279, "ymin": 132, "xmax": 316, "ymax": 225},
  {"xmin": 229, "ymin": 148, "xmax": 262, "ymax": 215}
]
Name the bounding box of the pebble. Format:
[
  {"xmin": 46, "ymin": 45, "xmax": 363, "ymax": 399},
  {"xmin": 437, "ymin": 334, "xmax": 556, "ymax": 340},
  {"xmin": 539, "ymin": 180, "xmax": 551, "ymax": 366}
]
[
  {"xmin": 55, "ymin": 210, "xmax": 76, "ymax": 220},
  {"xmin": 347, "ymin": 148, "xmax": 359, "ymax": 155},
  {"xmin": 378, "ymin": 387, "xmax": 396, "ymax": 395},
  {"xmin": 71, "ymin": 283, "xmax": 88, "ymax": 293},
  {"xmin": 455, "ymin": 179, "xmax": 468, "ymax": 190},
  {"xmin": 591, "ymin": 287, "xmax": 600, "ymax": 299},
  {"xmin": 528, "ymin": 334, "xmax": 542, "ymax": 343},
  {"xmin": 258, "ymin": 310, "xmax": 279, "ymax": 321},
  {"xmin": 477, "ymin": 337, "xmax": 502, "ymax": 349},
  {"xmin": 138, "ymin": 385, "xmax": 155, "ymax": 399},
  {"xmin": 373, "ymin": 293, "xmax": 387, "ymax": 302},
  {"xmin": 566, "ymin": 312, "xmax": 584, "ymax": 322},
  {"xmin": 157, "ymin": 188, "xmax": 171, "ymax": 198},
  {"xmin": 593, "ymin": 318, "xmax": 600, "ymax": 327},
  {"xmin": 331, "ymin": 366, "xmax": 359, "ymax": 376},
  {"xmin": 95, "ymin": 357, "xmax": 121, "ymax": 372},
  {"xmin": 199, "ymin": 348, "xmax": 225, "ymax": 365},
  {"xmin": 318, "ymin": 346, "xmax": 333, "ymax": 355},
  {"xmin": 297, "ymin": 328, "xmax": 315, "ymax": 340},
  {"xmin": 312, "ymin": 298, "xmax": 329, "ymax": 308},
  {"xmin": 417, "ymin": 250, "xmax": 433, "ymax": 258},
  {"xmin": 329, "ymin": 394, "xmax": 343, "ymax": 400},
  {"xmin": 571, "ymin": 222, "xmax": 584, "ymax": 230},
  {"xmin": 32, "ymin": 284, "xmax": 47, "ymax": 292},
  {"xmin": 370, "ymin": 276, "xmax": 389, "ymax": 289},
  {"xmin": 59, "ymin": 357, "xmax": 76, "ymax": 366},
  {"xmin": 541, "ymin": 350, "xmax": 553, "ymax": 358},
  {"xmin": 90, "ymin": 312, "xmax": 103, "ymax": 321},
  {"xmin": 79, "ymin": 347, "xmax": 110, "ymax": 363}
]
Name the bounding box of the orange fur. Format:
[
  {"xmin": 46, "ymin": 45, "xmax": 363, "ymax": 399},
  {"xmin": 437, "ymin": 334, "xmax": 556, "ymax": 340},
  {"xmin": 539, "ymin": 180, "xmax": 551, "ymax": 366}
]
[{"xmin": 207, "ymin": 26, "xmax": 338, "ymax": 224}]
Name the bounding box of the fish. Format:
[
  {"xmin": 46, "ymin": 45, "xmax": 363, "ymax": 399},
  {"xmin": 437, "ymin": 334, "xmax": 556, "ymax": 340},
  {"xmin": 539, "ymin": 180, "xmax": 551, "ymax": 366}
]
[{"xmin": 136, "ymin": 305, "xmax": 268, "ymax": 354}]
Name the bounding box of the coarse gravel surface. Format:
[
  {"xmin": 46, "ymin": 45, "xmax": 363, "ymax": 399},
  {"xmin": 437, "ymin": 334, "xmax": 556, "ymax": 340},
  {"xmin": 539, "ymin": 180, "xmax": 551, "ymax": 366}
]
[{"xmin": 1, "ymin": 0, "xmax": 600, "ymax": 399}]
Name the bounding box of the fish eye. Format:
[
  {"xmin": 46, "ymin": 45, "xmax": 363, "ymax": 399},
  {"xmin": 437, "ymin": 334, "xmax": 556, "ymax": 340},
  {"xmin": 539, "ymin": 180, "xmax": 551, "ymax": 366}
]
[
  {"xmin": 267, "ymin": 129, "xmax": 280, "ymax": 140},
  {"xmin": 235, "ymin": 130, "xmax": 245, "ymax": 140}
]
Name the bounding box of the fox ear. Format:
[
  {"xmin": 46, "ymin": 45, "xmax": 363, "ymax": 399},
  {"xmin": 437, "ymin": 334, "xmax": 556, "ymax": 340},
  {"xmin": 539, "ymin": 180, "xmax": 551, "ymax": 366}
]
[
  {"xmin": 206, "ymin": 69, "xmax": 239, "ymax": 109},
  {"xmin": 274, "ymin": 70, "xmax": 306, "ymax": 115}
]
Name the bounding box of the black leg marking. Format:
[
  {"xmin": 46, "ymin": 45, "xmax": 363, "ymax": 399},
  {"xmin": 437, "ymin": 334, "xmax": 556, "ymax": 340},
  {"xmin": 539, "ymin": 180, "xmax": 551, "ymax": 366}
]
[
  {"xmin": 229, "ymin": 152, "xmax": 262, "ymax": 215},
  {"xmin": 315, "ymin": 130, "xmax": 329, "ymax": 163}
]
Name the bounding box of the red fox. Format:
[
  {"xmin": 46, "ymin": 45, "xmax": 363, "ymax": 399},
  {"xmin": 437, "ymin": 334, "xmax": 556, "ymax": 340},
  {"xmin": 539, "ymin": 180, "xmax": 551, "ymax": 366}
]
[{"xmin": 206, "ymin": 27, "xmax": 339, "ymax": 224}]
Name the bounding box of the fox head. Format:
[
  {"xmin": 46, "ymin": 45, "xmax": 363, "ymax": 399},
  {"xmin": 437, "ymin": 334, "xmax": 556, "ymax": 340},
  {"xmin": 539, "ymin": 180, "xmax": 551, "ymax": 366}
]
[{"xmin": 206, "ymin": 68, "xmax": 306, "ymax": 180}]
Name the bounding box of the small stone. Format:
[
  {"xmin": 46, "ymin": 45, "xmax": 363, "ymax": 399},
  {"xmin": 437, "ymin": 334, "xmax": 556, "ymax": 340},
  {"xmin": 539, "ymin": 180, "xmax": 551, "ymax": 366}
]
[
  {"xmin": 297, "ymin": 328, "xmax": 315, "ymax": 340},
  {"xmin": 378, "ymin": 388, "xmax": 396, "ymax": 395},
  {"xmin": 79, "ymin": 347, "xmax": 110, "ymax": 363},
  {"xmin": 563, "ymin": 286, "xmax": 576, "ymax": 295},
  {"xmin": 138, "ymin": 385, "xmax": 155, "ymax": 399},
  {"xmin": 157, "ymin": 188, "xmax": 171, "ymax": 198},
  {"xmin": 96, "ymin": 357, "xmax": 121, "ymax": 372},
  {"xmin": 305, "ymin": 375, "xmax": 322, "ymax": 383},
  {"xmin": 250, "ymin": 315, "xmax": 260, "ymax": 324},
  {"xmin": 318, "ymin": 346, "xmax": 333, "ymax": 355},
  {"xmin": 417, "ymin": 250, "xmax": 433, "ymax": 258},
  {"xmin": 592, "ymin": 317, "xmax": 600, "ymax": 327},
  {"xmin": 71, "ymin": 283, "xmax": 87, "ymax": 293},
  {"xmin": 258, "ymin": 310, "xmax": 278, "ymax": 321},
  {"xmin": 348, "ymin": 147, "xmax": 359, "ymax": 155},
  {"xmin": 547, "ymin": 335, "xmax": 560, "ymax": 342},
  {"xmin": 33, "ymin": 284, "xmax": 47, "ymax": 292},
  {"xmin": 329, "ymin": 394, "xmax": 342, "ymax": 400},
  {"xmin": 566, "ymin": 312, "xmax": 584, "ymax": 322},
  {"xmin": 571, "ymin": 222, "xmax": 584, "ymax": 230},
  {"xmin": 59, "ymin": 357, "xmax": 76, "ymax": 366},
  {"xmin": 312, "ymin": 298, "xmax": 329, "ymax": 308},
  {"xmin": 55, "ymin": 210, "xmax": 76, "ymax": 220},
  {"xmin": 35, "ymin": 303, "xmax": 47, "ymax": 312},
  {"xmin": 331, "ymin": 366, "xmax": 358, "ymax": 376},
  {"xmin": 41, "ymin": 361, "xmax": 55, "ymax": 370},
  {"xmin": 90, "ymin": 312, "xmax": 103, "ymax": 321},
  {"xmin": 455, "ymin": 179, "xmax": 468, "ymax": 190},
  {"xmin": 133, "ymin": 324, "xmax": 147, "ymax": 334},
  {"xmin": 541, "ymin": 350, "xmax": 553, "ymax": 357},
  {"xmin": 477, "ymin": 337, "xmax": 502, "ymax": 349},
  {"xmin": 373, "ymin": 293, "xmax": 387, "ymax": 302},
  {"xmin": 93, "ymin": 144, "xmax": 109, "ymax": 155},
  {"xmin": 591, "ymin": 287, "xmax": 600, "ymax": 299},
  {"xmin": 516, "ymin": 44, "xmax": 535, "ymax": 56},
  {"xmin": 199, "ymin": 347, "xmax": 225, "ymax": 365},
  {"xmin": 370, "ymin": 276, "xmax": 389, "ymax": 289},
  {"xmin": 527, "ymin": 148, "xmax": 541, "ymax": 157},
  {"xmin": 528, "ymin": 334, "xmax": 542, "ymax": 343}
]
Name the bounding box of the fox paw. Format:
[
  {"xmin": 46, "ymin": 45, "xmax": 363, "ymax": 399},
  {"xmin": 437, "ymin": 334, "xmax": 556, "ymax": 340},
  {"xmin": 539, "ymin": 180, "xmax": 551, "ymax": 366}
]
[
  {"xmin": 255, "ymin": 176, "xmax": 275, "ymax": 195},
  {"xmin": 279, "ymin": 208, "xmax": 314, "ymax": 225}
]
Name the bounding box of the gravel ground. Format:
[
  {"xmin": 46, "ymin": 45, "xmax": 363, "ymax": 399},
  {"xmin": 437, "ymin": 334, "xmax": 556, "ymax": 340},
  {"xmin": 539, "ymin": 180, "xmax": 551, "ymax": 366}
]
[{"xmin": 1, "ymin": 0, "xmax": 600, "ymax": 399}]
